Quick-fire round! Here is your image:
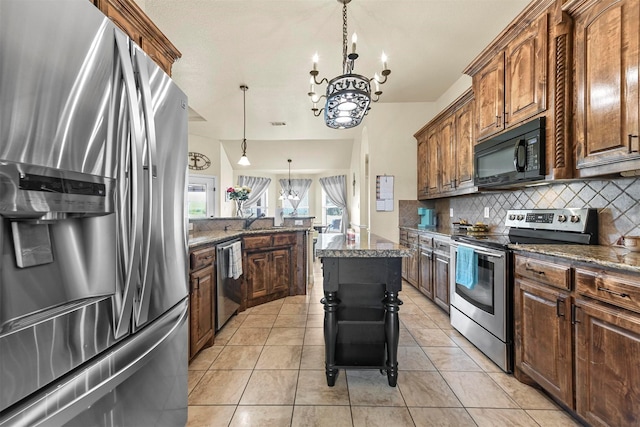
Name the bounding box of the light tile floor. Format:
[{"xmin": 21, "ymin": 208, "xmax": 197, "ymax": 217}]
[{"xmin": 187, "ymin": 261, "xmax": 581, "ymax": 427}]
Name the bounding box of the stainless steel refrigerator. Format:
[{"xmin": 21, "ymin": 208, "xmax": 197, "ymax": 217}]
[{"xmin": 0, "ymin": 0, "xmax": 189, "ymax": 425}]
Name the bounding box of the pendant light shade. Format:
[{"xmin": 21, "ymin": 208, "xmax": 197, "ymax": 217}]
[{"xmin": 238, "ymin": 85, "xmax": 250, "ymax": 165}]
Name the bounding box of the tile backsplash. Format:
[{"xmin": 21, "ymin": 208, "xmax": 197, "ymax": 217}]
[{"xmin": 402, "ymin": 177, "xmax": 640, "ymax": 246}]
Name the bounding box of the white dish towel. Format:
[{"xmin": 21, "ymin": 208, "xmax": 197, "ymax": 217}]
[{"xmin": 228, "ymin": 241, "xmax": 243, "ymax": 279}]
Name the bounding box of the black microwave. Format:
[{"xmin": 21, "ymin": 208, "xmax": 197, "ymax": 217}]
[{"xmin": 474, "ymin": 117, "xmax": 545, "ymax": 188}]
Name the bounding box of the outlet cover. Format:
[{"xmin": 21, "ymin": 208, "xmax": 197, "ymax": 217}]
[{"xmin": 484, "ymin": 207, "xmax": 490, "ymax": 218}]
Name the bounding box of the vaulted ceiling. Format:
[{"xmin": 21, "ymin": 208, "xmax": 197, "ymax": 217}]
[{"xmin": 141, "ymin": 0, "xmax": 531, "ymax": 173}]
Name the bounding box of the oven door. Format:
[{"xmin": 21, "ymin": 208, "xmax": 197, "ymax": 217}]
[{"xmin": 449, "ymin": 241, "xmax": 507, "ymax": 341}]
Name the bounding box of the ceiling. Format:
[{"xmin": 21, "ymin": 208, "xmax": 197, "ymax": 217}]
[{"xmin": 141, "ymin": 0, "xmax": 531, "ymax": 173}]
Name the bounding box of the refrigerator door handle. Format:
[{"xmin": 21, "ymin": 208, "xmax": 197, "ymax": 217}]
[
  {"xmin": 113, "ymin": 30, "xmax": 145, "ymax": 339},
  {"xmin": 132, "ymin": 49, "xmax": 158, "ymax": 326}
]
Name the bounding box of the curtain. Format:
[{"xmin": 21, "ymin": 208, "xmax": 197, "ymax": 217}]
[
  {"xmin": 319, "ymin": 175, "xmax": 348, "ymax": 234},
  {"xmin": 279, "ymin": 178, "xmax": 311, "ymax": 214},
  {"xmin": 238, "ymin": 175, "xmax": 271, "ymax": 207}
]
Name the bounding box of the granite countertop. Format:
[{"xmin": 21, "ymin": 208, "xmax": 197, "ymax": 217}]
[
  {"xmin": 399, "ymin": 225, "xmax": 455, "ymax": 238},
  {"xmin": 510, "ymin": 244, "xmax": 640, "ymax": 274},
  {"xmin": 315, "ymin": 233, "xmax": 411, "ymax": 258},
  {"xmin": 189, "ymin": 226, "xmax": 308, "ymax": 249}
]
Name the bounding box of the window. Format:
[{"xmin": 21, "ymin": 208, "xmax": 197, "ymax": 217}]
[
  {"xmin": 187, "ymin": 175, "xmax": 216, "ymax": 218},
  {"xmin": 322, "ymin": 190, "xmax": 343, "ymax": 232},
  {"xmin": 244, "ymin": 190, "xmax": 269, "ymax": 217},
  {"xmin": 282, "ymin": 192, "xmax": 309, "ymax": 216}
]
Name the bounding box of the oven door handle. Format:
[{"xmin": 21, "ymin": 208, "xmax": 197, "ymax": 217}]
[{"xmin": 454, "ymin": 243, "xmax": 505, "ymax": 259}]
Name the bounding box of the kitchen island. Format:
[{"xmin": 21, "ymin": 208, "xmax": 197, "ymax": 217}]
[{"xmin": 315, "ymin": 233, "xmax": 411, "ymax": 387}]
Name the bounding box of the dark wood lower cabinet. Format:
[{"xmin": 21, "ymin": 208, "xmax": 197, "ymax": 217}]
[
  {"xmin": 189, "ymin": 264, "xmax": 215, "ymax": 360},
  {"xmin": 245, "ymin": 247, "xmax": 291, "ymax": 308},
  {"xmin": 418, "ymin": 248, "xmax": 434, "ymax": 299},
  {"xmin": 433, "ymin": 252, "xmax": 450, "ymax": 313},
  {"xmin": 514, "ymin": 277, "xmax": 573, "ymax": 407},
  {"xmin": 574, "ymin": 298, "xmax": 640, "ymax": 427}
]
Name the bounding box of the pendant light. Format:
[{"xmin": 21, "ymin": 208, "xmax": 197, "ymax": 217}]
[
  {"xmin": 279, "ymin": 159, "xmax": 300, "ymax": 200},
  {"xmin": 238, "ymin": 85, "xmax": 250, "ymax": 166}
]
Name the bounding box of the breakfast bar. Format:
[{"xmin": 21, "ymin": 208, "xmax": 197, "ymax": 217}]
[{"xmin": 315, "ymin": 233, "xmax": 411, "ymax": 387}]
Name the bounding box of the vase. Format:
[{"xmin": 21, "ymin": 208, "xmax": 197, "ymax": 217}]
[{"xmin": 235, "ymin": 200, "xmax": 245, "ymax": 218}]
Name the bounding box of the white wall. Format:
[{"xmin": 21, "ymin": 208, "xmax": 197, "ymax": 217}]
[{"xmin": 359, "ymin": 102, "xmax": 435, "ymax": 242}]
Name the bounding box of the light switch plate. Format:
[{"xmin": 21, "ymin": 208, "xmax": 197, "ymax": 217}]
[
  {"xmin": 450, "ymin": 208, "xmax": 454, "ymax": 218},
  {"xmin": 484, "ymin": 207, "xmax": 490, "ymax": 218}
]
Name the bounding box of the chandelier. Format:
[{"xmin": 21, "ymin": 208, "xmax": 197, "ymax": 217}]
[
  {"xmin": 279, "ymin": 159, "xmax": 300, "ymax": 200},
  {"xmin": 238, "ymin": 85, "xmax": 250, "ymax": 166},
  {"xmin": 308, "ymin": 0, "xmax": 390, "ymax": 129}
]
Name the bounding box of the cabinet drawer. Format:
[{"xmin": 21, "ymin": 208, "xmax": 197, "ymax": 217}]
[
  {"xmin": 575, "ymin": 267, "xmax": 640, "ymax": 315},
  {"xmin": 190, "ymin": 246, "xmax": 216, "ymax": 271},
  {"xmin": 273, "ymin": 233, "xmax": 296, "ymax": 246},
  {"xmin": 419, "ymin": 234, "xmax": 432, "ymax": 248},
  {"xmin": 433, "ymin": 238, "xmax": 450, "ymax": 254},
  {"xmin": 407, "ymin": 231, "xmax": 418, "ymax": 246},
  {"xmin": 514, "ymin": 255, "xmax": 571, "ymax": 290},
  {"xmin": 243, "ymin": 235, "xmax": 272, "ymax": 249}
]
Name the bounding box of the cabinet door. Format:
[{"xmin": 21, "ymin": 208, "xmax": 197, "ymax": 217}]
[
  {"xmin": 454, "ymin": 99, "xmax": 475, "ymax": 190},
  {"xmin": 504, "ymin": 13, "xmax": 547, "ymax": 127},
  {"xmin": 407, "ymin": 247, "xmax": 420, "ymax": 288},
  {"xmin": 574, "ymin": 0, "xmax": 640, "ymax": 174},
  {"xmin": 438, "ymin": 116, "xmax": 455, "ymax": 193},
  {"xmin": 189, "ymin": 265, "xmax": 215, "ymax": 359},
  {"xmin": 474, "ymin": 53, "xmax": 505, "ymax": 140},
  {"xmin": 426, "ymin": 127, "xmax": 439, "ymax": 195},
  {"xmin": 246, "ymin": 251, "xmax": 270, "ymax": 300},
  {"xmin": 270, "ymin": 248, "xmax": 291, "ymax": 294},
  {"xmin": 417, "ymin": 136, "xmax": 428, "ymax": 199},
  {"xmin": 574, "ymin": 298, "xmax": 640, "ymax": 427},
  {"xmin": 433, "ymin": 254, "xmax": 449, "ymax": 313},
  {"xmin": 514, "ymin": 278, "xmax": 573, "ymax": 407},
  {"xmin": 419, "ymin": 249, "xmax": 434, "ymax": 300}
]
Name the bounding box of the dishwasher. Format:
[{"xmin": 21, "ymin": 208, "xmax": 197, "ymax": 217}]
[{"xmin": 215, "ymin": 239, "xmax": 242, "ymax": 330}]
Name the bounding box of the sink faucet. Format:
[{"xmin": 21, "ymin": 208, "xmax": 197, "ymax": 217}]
[{"xmin": 244, "ymin": 213, "xmax": 266, "ymax": 229}]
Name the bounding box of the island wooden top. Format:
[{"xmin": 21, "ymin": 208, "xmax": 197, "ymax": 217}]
[{"xmin": 316, "ymin": 233, "xmax": 411, "ymax": 258}]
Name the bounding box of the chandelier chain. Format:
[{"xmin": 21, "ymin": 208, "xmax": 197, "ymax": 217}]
[{"xmin": 342, "ymin": 1, "xmax": 348, "ymax": 73}]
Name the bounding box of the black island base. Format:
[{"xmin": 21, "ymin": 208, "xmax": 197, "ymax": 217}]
[{"xmin": 320, "ymin": 257, "xmax": 403, "ymax": 387}]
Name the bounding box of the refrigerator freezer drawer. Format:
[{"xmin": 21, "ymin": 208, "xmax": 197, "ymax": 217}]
[{"xmin": 0, "ymin": 298, "xmax": 188, "ymax": 427}]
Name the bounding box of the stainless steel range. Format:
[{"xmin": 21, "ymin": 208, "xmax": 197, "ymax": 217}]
[{"xmin": 449, "ymin": 208, "xmax": 598, "ymax": 372}]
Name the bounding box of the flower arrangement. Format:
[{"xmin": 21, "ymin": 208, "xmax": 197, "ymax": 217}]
[{"xmin": 226, "ymin": 186, "xmax": 251, "ymax": 201}]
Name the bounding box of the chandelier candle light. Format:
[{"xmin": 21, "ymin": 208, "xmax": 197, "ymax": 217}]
[{"xmin": 308, "ymin": 0, "xmax": 391, "ymax": 129}]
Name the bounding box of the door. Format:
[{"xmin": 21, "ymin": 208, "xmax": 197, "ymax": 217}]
[
  {"xmin": 189, "ymin": 265, "xmax": 214, "ymax": 358},
  {"xmin": 131, "ymin": 46, "xmax": 189, "ymax": 330},
  {"xmin": 434, "ymin": 253, "xmax": 450, "ymax": 313},
  {"xmin": 474, "ymin": 53, "xmax": 505, "ymax": 140},
  {"xmin": 271, "ymin": 248, "xmax": 292, "ymax": 294},
  {"xmin": 504, "ymin": 13, "xmax": 547, "ymax": 127},
  {"xmin": 574, "ymin": 0, "xmax": 640, "ymax": 173},
  {"xmin": 188, "ymin": 175, "xmax": 216, "ymax": 219},
  {"xmin": 574, "ymin": 298, "xmax": 640, "ymax": 426},
  {"xmin": 419, "ymin": 248, "xmax": 434, "ymax": 299},
  {"xmin": 454, "ymin": 98, "xmax": 475, "ymax": 190},
  {"xmin": 514, "ymin": 278, "xmax": 573, "ymax": 407}
]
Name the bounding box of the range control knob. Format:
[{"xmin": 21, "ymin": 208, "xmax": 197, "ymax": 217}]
[
  {"xmin": 557, "ymin": 214, "xmax": 567, "ymax": 223},
  {"xmin": 570, "ymin": 215, "xmax": 580, "ymax": 223},
  {"xmin": 509, "ymin": 214, "xmax": 516, "ymax": 220},
  {"xmin": 516, "ymin": 214, "xmax": 524, "ymax": 221}
]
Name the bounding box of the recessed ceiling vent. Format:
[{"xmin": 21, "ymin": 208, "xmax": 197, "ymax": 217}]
[{"xmin": 270, "ymin": 121, "xmax": 286, "ymax": 127}]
